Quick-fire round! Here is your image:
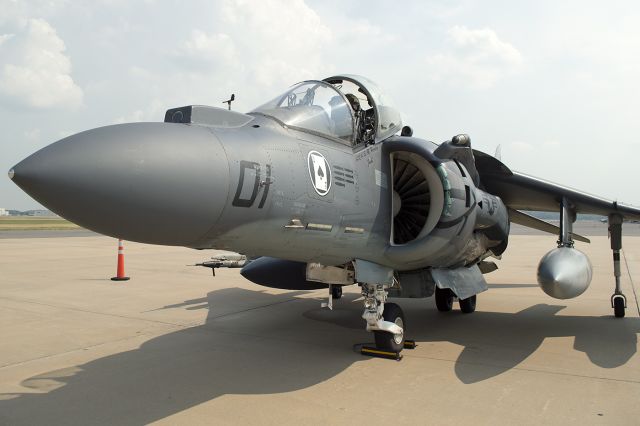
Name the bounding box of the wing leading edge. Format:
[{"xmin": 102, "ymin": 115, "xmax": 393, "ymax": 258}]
[{"xmin": 474, "ymin": 149, "xmax": 640, "ymax": 221}]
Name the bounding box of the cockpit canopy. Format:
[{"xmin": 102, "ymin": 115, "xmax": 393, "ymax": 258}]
[{"xmin": 251, "ymin": 75, "xmax": 402, "ymax": 146}]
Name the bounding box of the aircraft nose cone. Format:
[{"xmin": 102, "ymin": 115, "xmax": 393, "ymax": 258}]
[{"xmin": 11, "ymin": 123, "xmax": 229, "ymax": 246}]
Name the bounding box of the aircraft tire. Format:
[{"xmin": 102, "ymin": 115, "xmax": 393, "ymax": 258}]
[
  {"xmin": 331, "ymin": 285, "xmax": 343, "ymax": 299},
  {"xmin": 459, "ymin": 295, "xmax": 477, "ymax": 314},
  {"xmin": 374, "ymin": 303, "xmax": 405, "ymax": 352},
  {"xmin": 614, "ymin": 297, "xmax": 625, "ymax": 318},
  {"xmin": 435, "ymin": 287, "xmax": 454, "ymax": 312}
]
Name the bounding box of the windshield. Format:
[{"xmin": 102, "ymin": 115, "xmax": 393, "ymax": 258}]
[{"xmin": 251, "ymin": 81, "xmax": 354, "ymax": 144}]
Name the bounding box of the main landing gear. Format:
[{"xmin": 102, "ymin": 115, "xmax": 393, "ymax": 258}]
[{"xmin": 435, "ymin": 286, "xmax": 477, "ymax": 313}]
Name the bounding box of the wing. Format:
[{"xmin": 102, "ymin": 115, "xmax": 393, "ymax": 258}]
[
  {"xmin": 473, "ymin": 149, "xmax": 640, "ymax": 221},
  {"xmin": 507, "ymin": 208, "xmax": 591, "ymax": 243}
]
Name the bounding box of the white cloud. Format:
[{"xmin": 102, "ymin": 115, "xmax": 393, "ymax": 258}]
[
  {"xmin": 112, "ymin": 99, "xmax": 166, "ymax": 124},
  {"xmin": 217, "ymin": 0, "xmax": 332, "ymax": 87},
  {"xmin": 0, "ymin": 18, "xmax": 83, "ymax": 109},
  {"xmin": 0, "ymin": 33, "xmax": 14, "ymax": 45},
  {"xmin": 339, "ymin": 19, "xmax": 398, "ymax": 44},
  {"xmin": 0, "ymin": 0, "xmax": 69, "ymax": 27},
  {"xmin": 154, "ymin": 0, "xmax": 334, "ymax": 111},
  {"xmin": 183, "ymin": 31, "xmax": 237, "ymax": 64},
  {"xmin": 426, "ymin": 25, "xmax": 523, "ymax": 89}
]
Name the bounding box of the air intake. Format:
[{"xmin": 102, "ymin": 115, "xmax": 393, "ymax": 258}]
[{"xmin": 392, "ymin": 156, "xmax": 430, "ymax": 244}]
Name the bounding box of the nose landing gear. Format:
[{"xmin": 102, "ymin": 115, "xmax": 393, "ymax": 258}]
[
  {"xmin": 360, "ymin": 281, "xmax": 406, "ymax": 354},
  {"xmin": 355, "ymin": 260, "xmax": 416, "ymax": 359}
]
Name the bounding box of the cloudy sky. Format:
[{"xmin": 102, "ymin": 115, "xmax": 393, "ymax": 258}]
[{"xmin": 1, "ymin": 0, "xmax": 639, "ymax": 210}]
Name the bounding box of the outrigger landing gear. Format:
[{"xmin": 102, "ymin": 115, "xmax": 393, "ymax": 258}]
[
  {"xmin": 321, "ymin": 285, "xmax": 343, "ymax": 310},
  {"xmin": 361, "ymin": 282, "xmax": 405, "ymax": 352},
  {"xmin": 608, "ymin": 214, "xmax": 627, "ymax": 318}
]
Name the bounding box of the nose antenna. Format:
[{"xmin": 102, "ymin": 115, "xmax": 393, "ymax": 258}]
[{"xmin": 223, "ymin": 94, "xmax": 235, "ymax": 110}]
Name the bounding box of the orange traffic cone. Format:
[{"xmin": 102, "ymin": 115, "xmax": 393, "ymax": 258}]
[{"xmin": 111, "ymin": 239, "xmax": 130, "ymax": 281}]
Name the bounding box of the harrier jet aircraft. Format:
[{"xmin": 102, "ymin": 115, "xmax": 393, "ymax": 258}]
[{"xmin": 9, "ymin": 75, "xmax": 640, "ymax": 353}]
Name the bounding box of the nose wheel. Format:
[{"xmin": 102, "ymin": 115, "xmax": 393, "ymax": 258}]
[{"xmin": 373, "ymin": 303, "xmax": 405, "ymax": 352}]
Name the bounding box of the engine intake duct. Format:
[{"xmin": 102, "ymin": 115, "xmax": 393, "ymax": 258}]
[
  {"xmin": 392, "ymin": 157, "xmax": 430, "ymax": 244},
  {"xmin": 383, "ymin": 137, "xmax": 454, "ymax": 266},
  {"xmin": 384, "ymin": 138, "xmax": 446, "ymax": 249}
]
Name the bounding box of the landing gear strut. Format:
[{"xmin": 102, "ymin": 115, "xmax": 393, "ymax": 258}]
[
  {"xmin": 361, "ymin": 283, "xmax": 405, "ymax": 352},
  {"xmin": 321, "ymin": 285, "xmax": 344, "ymax": 310},
  {"xmin": 608, "ymin": 214, "xmax": 627, "ymax": 318}
]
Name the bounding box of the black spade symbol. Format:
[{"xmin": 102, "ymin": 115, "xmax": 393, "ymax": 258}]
[{"xmin": 317, "ymin": 165, "xmax": 324, "ymax": 178}]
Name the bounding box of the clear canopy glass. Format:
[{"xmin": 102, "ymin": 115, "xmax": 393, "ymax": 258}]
[
  {"xmin": 251, "ymin": 81, "xmax": 354, "ymax": 143},
  {"xmin": 324, "ymin": 74, "xmax": 403, "ymax": 143},
  {"xmin": 251, "ymin": 75, "xmax": 403, "ymax": 146}
]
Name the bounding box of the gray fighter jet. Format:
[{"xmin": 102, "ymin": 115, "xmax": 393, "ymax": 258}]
[{"xmin": 9, "ymin": 75, "xmax": 640, "ymax": 353}]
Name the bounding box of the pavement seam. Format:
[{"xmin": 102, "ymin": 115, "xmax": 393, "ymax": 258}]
[{"xmin": 621, "ymin": 249, "xmax": 640, "ymax": 316}]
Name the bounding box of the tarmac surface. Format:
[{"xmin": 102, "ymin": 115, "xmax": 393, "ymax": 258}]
[
  {"xmin": 0, "ymin": 229, "xmax": 639, "ymax": 425},
  {"xmin": 0, "ymin": 229, "xmax": 98, "ymax": 239}
]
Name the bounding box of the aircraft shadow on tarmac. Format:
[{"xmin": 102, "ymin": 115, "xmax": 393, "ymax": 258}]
[
  {"xmin": 1, "ymin": 287, "xmax": 638, "ymax": 425},
  {"xmin": 305, "ymin": 293, "xmax": 640, "ymax": 382}
]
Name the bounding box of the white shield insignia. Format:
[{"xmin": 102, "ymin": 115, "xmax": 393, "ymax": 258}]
[{"xmin": 307, "ymin": 151, "xmax": 331, "ymax": 196}]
